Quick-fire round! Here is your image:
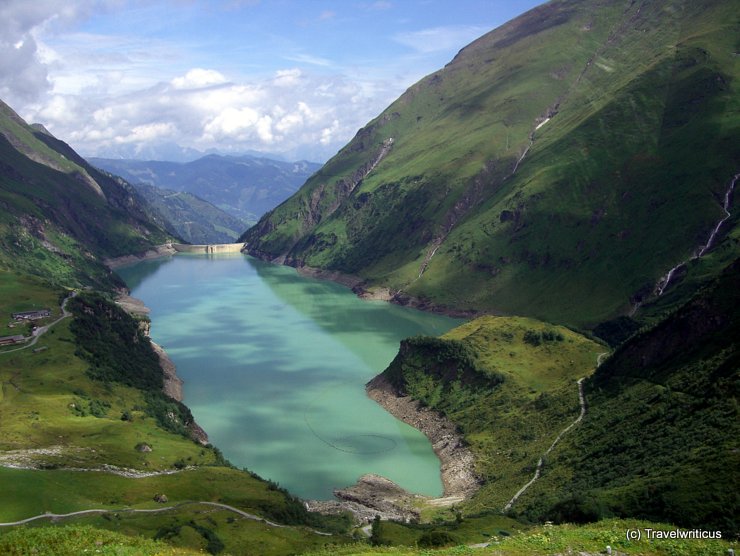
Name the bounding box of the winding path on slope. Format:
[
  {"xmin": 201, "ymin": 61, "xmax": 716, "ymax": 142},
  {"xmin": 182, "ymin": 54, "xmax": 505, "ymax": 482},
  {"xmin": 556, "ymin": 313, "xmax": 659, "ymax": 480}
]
[
  {"xmin": 0, "ymin": 501, "xmax": 278, "ymax": 529},
  {"xmin": 0, "ymin": 500, "xmax": 332, "ymax": 536},
  {"xmin": 502, "ymin": 377, "xmax": 587, "ymax": 512},
  {"xmin": 0, "ymin": 298, "xmax": 334, "ymax": 537},
  {"xmin": 0, "ymin": 291, "xmax": 335, "ymax": 536},
  {"xmin": 502, "ymin": 351, "xmax": 607, "ymax": 512}
]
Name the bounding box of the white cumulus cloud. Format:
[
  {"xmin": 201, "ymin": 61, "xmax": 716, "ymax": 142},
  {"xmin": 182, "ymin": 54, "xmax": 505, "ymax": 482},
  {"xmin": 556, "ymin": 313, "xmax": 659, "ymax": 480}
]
[
  {"xmin": 204, "ymin": 106, "xmax": 260, "ymax": 138},
  {"xmin": 0, "ymin": 0, "xmax": 103, "ymax": 103},
  {"xmin": 171, "ymin": 68, "xmax": 228, "ymax": 89},
  {"xmin": 21, "ymin": 65, "xmax": 386, "ymax": 161},
  {"xmin": 116, "ymin": 122, "xmax": 176, "ymax": 144},
  {"xmin": 1, "ymin": 1, "xmax": 502, "ymax": 162}
]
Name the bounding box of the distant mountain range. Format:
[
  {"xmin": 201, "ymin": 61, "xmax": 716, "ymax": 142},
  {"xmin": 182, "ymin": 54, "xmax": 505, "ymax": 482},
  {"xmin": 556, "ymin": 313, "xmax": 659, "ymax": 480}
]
[
  {"xmin": 84, "ymin": 142, "xmax": 288, "ymax": 164},
  {"xmin": 90, "ymin": 155, "xmax": 321, "ymax": 225}
]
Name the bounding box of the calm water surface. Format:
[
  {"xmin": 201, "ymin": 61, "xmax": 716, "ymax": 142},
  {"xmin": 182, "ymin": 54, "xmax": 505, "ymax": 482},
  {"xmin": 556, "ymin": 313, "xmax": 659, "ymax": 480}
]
[{"xmin": 117, "ymin": 254, "xmax": 460, "ymax": 499}]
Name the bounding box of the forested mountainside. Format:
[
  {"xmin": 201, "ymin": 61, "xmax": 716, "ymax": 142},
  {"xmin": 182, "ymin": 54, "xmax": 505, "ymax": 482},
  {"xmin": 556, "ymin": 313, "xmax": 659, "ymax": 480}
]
[
  {"xmin": 91, "ymin": 155, "xmax": 321, "ymax": 225},
  {"xmin": 243, "ymin": 0, "xmax": 739, "ymax": 329},
  {"xmin": 0, "ymin": 100, "xmax": 174, "ymax": 289}
]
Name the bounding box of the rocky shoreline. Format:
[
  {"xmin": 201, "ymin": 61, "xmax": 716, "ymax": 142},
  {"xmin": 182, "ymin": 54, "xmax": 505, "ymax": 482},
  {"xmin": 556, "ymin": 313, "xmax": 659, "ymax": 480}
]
[
  {"xmin": 299, "ymin": 262, "xmax": 481, "ymax": 319},
  {"xmin": 378, "ymin": 290, "xmax": 482, "ymax": 320},
  {"xmin": 113, "ymin": 291, "xmax": 208, "ymax": 445},
  {"xmin": 306, "ymin": 374, "xmax": 481, "ymax": 524},
  {"xmin": 150, "ymin": 341, "xmax": 184, "ymax": 402},
  {"xmin": 366, "ymin": 374, "xmax": 480, "ymax": 500},
  {"xmin": 295, "ymin": 265, "xmax": 364, "ymax": 289},
  {"xmin": 106, "ymin": 246, "xmax": 189, "ymax": 408},
  {"xmin": 305, "ymin": 473, "xmax": 427, "ymax": 523},
  {"xmin": 104, "ymin": 243, "xmax": 176, "ymax": 269},
  {"xmin": 110, "ymin": 294, "xmax": 183, "ymax": 403}
]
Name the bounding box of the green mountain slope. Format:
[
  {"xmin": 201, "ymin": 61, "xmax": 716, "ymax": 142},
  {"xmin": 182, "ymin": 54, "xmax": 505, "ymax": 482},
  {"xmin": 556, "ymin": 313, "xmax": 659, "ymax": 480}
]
[
  {"xmin": 91, "ymin": 155, "xmax": 321, "ymax": 224},
  {"xmin": 373, "ymin": 316, "xmax": 604, "ymax": 512},
  {"xmin": 243, "ymin": 0, "xmax": 739, "ymax": 328},
  {"xmin": 0, "ymin": 100, "xmax": 174, "ymax": 289},
  {"xmin": 512, "ymin": 258, "xmax": 740, "ymax": 534},
  {"xmin": 383, "ymin": 316, "xmax": 603, "ymax": 501},
  {"xmin": 132, "ymin": 183, "xmax": 249, "ymax": 244},
  {"xmin": 370, "ymin": 260, "xmax": 738, "ymax": 537}
]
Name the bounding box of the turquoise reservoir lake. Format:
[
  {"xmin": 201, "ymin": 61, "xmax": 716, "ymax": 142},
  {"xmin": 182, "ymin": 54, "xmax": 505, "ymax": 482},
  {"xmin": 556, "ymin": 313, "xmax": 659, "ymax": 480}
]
[{"xmin": 117, "ymin": 253, "xmax": 460, "ymax": 499}]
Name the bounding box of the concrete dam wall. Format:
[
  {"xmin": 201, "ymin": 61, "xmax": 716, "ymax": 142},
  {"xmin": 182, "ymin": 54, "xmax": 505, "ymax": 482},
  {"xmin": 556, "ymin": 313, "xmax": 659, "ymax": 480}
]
[{"xmin": 171, "ymin": 243, "xmax": 245, "ymax": 254}]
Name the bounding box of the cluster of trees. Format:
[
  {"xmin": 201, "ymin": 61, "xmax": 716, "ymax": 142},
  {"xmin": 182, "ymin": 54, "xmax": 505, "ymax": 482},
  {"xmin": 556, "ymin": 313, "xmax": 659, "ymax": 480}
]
[
  {"xmin": 255, "ymin": 479, "xmax": 352, "ymax": 534},
  {"xmin": 69, "ymin": 293, "xmax": 163, "ymax": 391},
  {"xmin": 523, "ymin": 329, "xmax": 564, "ymax": 346},
  {"xmin": 68, "ymin": 292, "xmax": 196, "ymax": 438}
]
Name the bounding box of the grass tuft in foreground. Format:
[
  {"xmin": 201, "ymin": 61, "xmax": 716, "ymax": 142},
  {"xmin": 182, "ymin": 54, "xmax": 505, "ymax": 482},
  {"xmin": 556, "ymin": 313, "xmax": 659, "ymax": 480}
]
[{"xmin": 0, "ymin": 525, "xmax": 201, "ymax": 556}]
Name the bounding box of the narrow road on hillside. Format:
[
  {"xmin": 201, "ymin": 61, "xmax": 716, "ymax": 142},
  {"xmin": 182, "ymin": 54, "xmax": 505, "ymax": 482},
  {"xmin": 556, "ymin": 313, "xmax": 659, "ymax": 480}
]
[
  {"xmin": 0, "ymin": 500, "xmax": 331, "ymax": 536},
  {"xmin": 0, "ymin": 291, "xmax": 76, "ymax": 355},
  {"xmin": 503, "ymin": 377, "xmax": 587, "ymax": 512},
  {"xmin": 0, "ymin": 460, "xmax": 196, "ymax": 478}
]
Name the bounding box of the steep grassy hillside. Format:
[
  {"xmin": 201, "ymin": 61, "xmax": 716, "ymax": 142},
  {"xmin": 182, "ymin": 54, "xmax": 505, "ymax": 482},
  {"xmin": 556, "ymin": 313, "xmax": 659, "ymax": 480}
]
[
  {"xmin": 0, "ymin": 101, "xmax": 174, "ymax": 290},
  {"xmin": 368, "ymin": 261, "xmax": 738, "ymax": 538},
  {"xmin": 377, "ymin": 316, "xmax": 604, "ymax": 512},
  {"xmin": 243, "ymin": 0, "xmax": 739, "ymax": 328},
  {"xmin": 510, "ymin": 259, "xmax": 740, "ymax": 535},
  {"xmin": 132, "ymin": 183, "xmax": 249, "ymax": 244},
  {"xmin": 91, "ymin": 155, "xmax": 321, "ymax": 224}
]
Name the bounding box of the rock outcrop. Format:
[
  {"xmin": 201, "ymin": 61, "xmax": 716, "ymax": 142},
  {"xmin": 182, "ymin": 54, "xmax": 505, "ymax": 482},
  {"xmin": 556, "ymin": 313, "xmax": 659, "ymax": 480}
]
[
  {"xmin": 306, "ymin": 474, "xmax": 423, "ymax": 524},
  {"xmin": 151, "ymin": 341, "xmax": 183, "ymax": 402}
]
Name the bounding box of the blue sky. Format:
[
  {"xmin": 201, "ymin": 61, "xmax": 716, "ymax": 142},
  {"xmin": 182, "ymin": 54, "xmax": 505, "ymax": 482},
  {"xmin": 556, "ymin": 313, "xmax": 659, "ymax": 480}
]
[{"xmin": 1, "ymin": 0, "xmax": 543, "ymax": 161}]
